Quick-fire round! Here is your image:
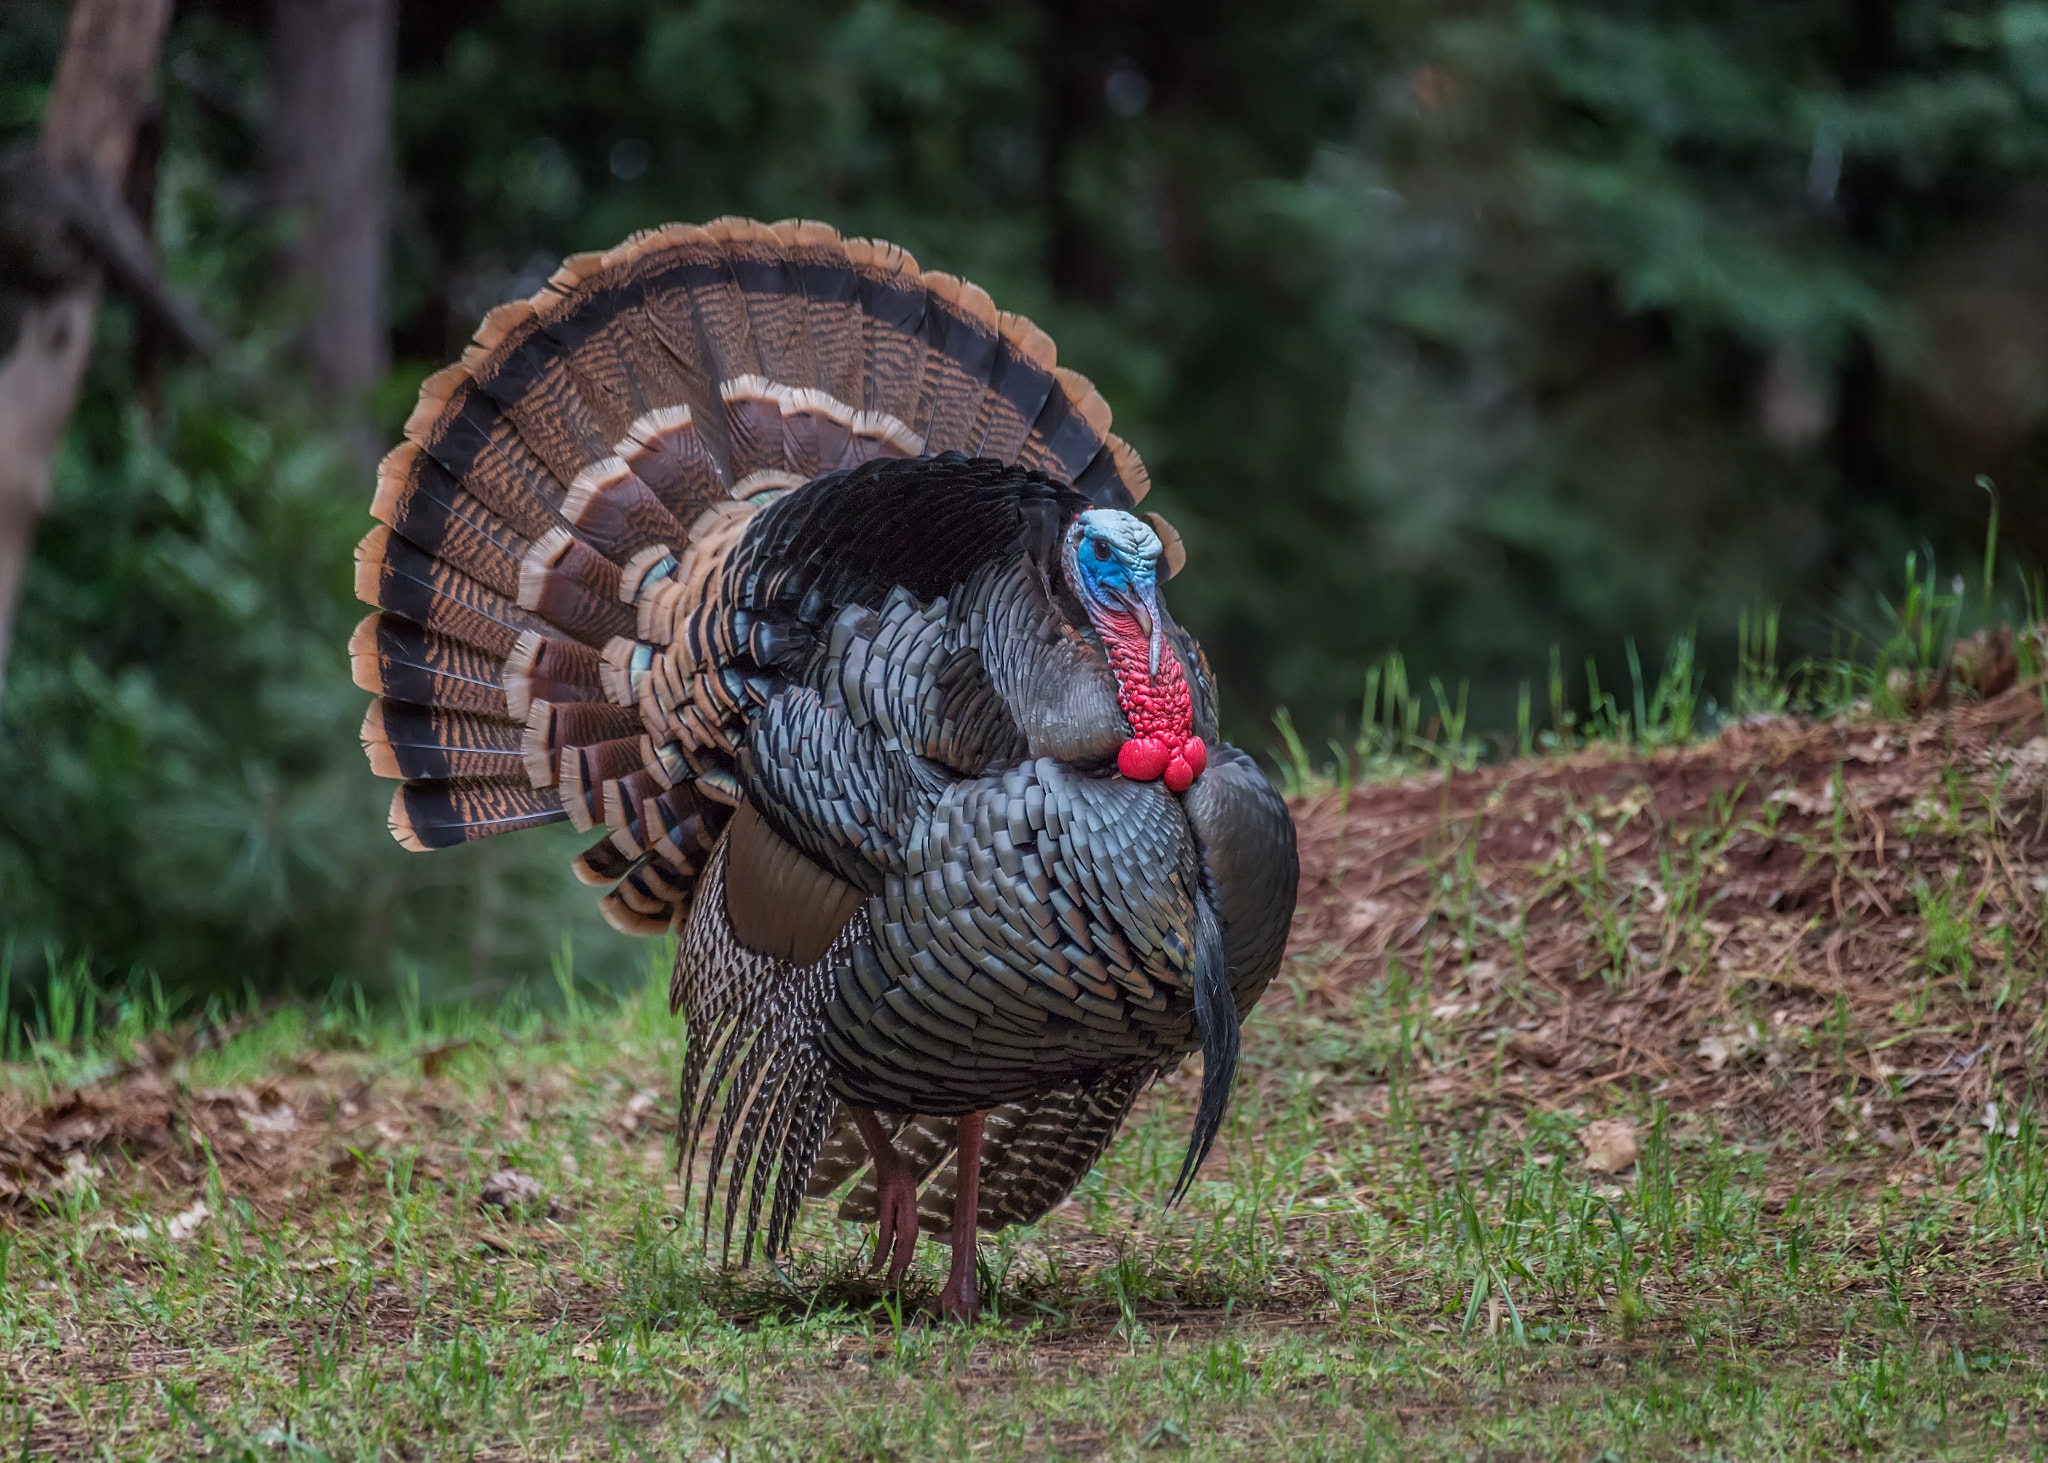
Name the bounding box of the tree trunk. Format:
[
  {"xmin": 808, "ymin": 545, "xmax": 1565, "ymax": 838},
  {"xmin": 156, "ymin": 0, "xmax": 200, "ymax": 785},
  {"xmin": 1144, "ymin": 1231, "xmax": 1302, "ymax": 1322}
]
[
  {"xmin": 265, "ymin": 0, "xmax": 396, "ymax": 402},
  {"xmin": 0, "ymin": 0, "xmax": 174, "ymax": 699}
]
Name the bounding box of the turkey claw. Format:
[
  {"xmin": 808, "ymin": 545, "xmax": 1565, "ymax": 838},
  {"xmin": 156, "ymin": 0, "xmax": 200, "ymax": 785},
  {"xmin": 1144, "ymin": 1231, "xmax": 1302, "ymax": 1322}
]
[{"xmin": 870, "ymin": 1171, "xmax": 920, "ymax": 1289}]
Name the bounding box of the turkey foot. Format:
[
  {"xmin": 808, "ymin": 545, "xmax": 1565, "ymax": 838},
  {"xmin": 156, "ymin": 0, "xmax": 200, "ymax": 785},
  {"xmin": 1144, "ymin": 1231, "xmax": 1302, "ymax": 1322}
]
[
  {"xmin": 938, "ymin": 1110, "xmax": 987, "ymax": 1322},
  {"xmin": 851, "ymin": 1107, "xmax": 919, "ymax": 1288}
]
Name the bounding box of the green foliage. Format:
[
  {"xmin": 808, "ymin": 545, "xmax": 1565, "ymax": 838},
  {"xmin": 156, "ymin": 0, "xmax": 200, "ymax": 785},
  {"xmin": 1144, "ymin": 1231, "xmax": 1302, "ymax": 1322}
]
[
  {"xmin": 0, "ymin": 9, "xmax": 631, "ymax": 1023},
  {"xmin": 12, "ymin": 0, "xmax": 2048, "ymax": 1013}
]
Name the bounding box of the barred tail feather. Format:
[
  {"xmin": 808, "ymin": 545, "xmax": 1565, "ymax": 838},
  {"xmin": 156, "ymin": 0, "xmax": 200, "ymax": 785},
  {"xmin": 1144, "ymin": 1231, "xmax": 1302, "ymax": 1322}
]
[{"xmin": 825, "ymin": 1071, "xmax": 1146, "ymax": 1237}]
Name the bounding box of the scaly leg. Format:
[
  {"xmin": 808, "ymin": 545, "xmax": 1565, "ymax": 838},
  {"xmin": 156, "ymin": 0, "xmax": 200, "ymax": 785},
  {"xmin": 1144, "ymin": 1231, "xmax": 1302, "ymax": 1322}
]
[
  {"xmin": 851, "ymin": 1106, "xmax": 920, "ymax": 1289},
  {"xmin": 937, "ymin": 1110, "xmax": 987, "ymax": 1322}
]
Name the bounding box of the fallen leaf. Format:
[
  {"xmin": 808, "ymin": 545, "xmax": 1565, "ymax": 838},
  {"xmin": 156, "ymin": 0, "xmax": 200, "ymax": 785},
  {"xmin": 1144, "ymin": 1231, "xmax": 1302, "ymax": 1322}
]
[
  {"xmin": 116, "ymin": 1199, "xmax": 210, "ymax": 1243},
  {"xmin": 1696, "ymin": 1029, "xmax": 1760, "ymax": 1072},
  {"xmin": 615, "ymin": 1091, "xmax": 660, "ymax": 1136},
  {"xmin": 480, "ymin": 1168, "xmax": 549, "ymax": 1219},
  {"xmin": 1507, "ymin": 1033, "xmax": 1560, "ymax": 1068},
  {"xmin": 243, "ymin": 1100, "xmax": 297, "ymax": 1135},
  {"xmin": 1580, "ymin": 1119, "xmax": 1638, "ymax": 1175},
  {"xmin": 419, "ymin": 1039, "xmax": 471, "ymax": 1079}
]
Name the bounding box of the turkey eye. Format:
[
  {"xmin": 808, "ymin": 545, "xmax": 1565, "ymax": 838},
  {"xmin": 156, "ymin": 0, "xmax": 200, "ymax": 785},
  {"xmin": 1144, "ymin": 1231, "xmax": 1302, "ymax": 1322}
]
[{"xmin": 1090, "ymin": 539, "xmax": 1113, "ymax": 562}]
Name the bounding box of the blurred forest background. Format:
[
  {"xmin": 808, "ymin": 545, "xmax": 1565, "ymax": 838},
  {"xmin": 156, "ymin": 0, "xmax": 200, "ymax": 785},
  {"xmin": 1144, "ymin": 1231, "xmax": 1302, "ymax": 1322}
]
[{"xmin": 5, "ymin": 0, "xmax": 2048, "ymax": 1017}]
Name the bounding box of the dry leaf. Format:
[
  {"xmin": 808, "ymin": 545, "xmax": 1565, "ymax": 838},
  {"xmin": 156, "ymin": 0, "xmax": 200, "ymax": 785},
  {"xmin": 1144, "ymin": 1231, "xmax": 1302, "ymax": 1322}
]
[
  {"xmin": 1696, "ymin": 1030, "xmax": 1758, "ymax": 1072},
  {"xmin": 1580, "ymin": 1119, "xmax": 1638, "ymax": 1174},
  {"xmin": 420, "ymin": 1039, "xmax": 471, "ymax": 1079},
  {"xmin": 116, "ymin": 1199, "xmax": 210, "ymax": 1243},
  {"xmin": 480, "ymin": 1168, "xmax": 549, "ymax": 1218},
  {"xmin": 1507, "ymin": 1033, "xmax": 1560, "ymax": 1068},
  {"xmin": 243, "ymin": 1100, "xmax": 297, "ymax": 1135},
  {"xmin": 615, "ymin": 1091, "xmax": 660, "ymax": 1136}
]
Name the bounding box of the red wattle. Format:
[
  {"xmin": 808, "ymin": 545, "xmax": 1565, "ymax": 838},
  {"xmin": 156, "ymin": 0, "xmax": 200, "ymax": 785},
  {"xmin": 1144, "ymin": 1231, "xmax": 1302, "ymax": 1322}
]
[
  {"xmin": 1119, "ymin": 737, "xmax": 1169, "ymax": 782},
  {"xmin": 1093, "ymin": 603, "xmax": 1203, "ymax": 789}
]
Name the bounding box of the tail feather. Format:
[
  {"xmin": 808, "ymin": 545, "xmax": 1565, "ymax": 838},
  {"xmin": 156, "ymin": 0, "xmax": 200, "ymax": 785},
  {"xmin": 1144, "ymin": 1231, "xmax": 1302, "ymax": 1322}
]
[
  {"xmin": 778, "ymin": 220, "xmax": 867, "ymax": 409},
  {"xmin": 712, "ymin": 217, "xmax": 819, "ymax": 393},
  {"xmin": 619, "ymin": 405, "xmax": 730, "ymax": 519},
  {"xmin": 824, "ymin": 1073, "xmax": 1146, "ymax": 1236},
  {"xmin": 847, "ymin": 237, "xmax": 929, "ymax": 425},
  {"xmin": 515, "ymin": 528, "xmax": 634, "ymax": 646},
  {"xmin": 389, "ymin": 777, "xmax": 564, "ymax": 852},
  {"xmin": 720, "ymin": 376, "xmax": 799, "ymax": 489},
  {"xmin": 572, "ymin": 833, "xmax": 638, "ymax": 887},
  {"xmin": 409, "ymin": 376, "xmax": 573, "ymax": 538},
  {"xmin": 361, "ymin": 702, "xmax": 524, "ymax": 782},
  {"xmin": 353, "ymin": 528, "xmax": 544, "ymax": 659},
  {"xmin": 915, "ymin": 272, "xmax": 1000, "ymax": 452},
  {"xmin": 350, "ymin": 613, "xmax": 511, "ymax": 720},
  {"xmin": 559, "ymin": 458, "xmax": 688, "ymax": 562},
  {"xmin": 969, "ymin": 313, "xmax": 1058, "ymax": 463},
  {"xmin": 500, "ymin": 632, "xmax": 606, "ymax": 726},
  {"xmin": 1019, "ymin": 367, "xmax": 1116, "ymax": 486},
  {"xmin": 524, "ymin": 699, "xmax": 641, "ymax": 786},
  {"xmin": 371, "ymin": 444, "xmax": 529, "ymax": 599}
]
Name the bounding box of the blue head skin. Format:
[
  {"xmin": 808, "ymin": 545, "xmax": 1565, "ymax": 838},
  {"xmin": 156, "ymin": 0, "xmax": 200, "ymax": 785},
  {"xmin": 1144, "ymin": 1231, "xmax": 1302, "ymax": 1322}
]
[{"xmin": 1061, "ymin": 508, "xmax": 1166, "ymax": 678}]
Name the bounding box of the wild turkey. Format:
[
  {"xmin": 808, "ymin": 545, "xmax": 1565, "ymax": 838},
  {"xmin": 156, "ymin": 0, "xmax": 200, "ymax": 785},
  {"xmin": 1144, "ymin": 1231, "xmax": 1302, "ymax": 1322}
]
[{"xmin": 350, "ymin": 218, "xmax": 1299, "ymax": 1319}]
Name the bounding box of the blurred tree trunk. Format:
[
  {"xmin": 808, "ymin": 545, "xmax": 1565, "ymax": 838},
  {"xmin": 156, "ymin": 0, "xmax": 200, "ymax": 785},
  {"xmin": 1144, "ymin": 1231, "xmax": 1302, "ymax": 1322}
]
[
  {"xmin": 265, "ymin": 0, "xmax": 396, "ymax": 404},
  {"xmin": 1830, "ymin": 0, "xmax": 1897, "ymax": 521},
  {"xmin": 0, "ymin": 0, "xmax": 173, "ymax": 700}
]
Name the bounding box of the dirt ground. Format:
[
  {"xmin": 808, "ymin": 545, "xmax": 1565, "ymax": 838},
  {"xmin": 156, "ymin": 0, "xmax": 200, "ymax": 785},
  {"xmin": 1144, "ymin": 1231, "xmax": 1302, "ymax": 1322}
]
[{"xmin": 6, "ymin": 687, "xmax": 2047, "ymax": 1216}]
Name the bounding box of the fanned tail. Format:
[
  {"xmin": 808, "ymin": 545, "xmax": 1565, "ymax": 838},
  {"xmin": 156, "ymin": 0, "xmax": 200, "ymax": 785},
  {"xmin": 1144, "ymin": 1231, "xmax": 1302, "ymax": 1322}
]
[{"xmin": 357, "ymin": 217, "xmax": 1156, "ymax": 942}]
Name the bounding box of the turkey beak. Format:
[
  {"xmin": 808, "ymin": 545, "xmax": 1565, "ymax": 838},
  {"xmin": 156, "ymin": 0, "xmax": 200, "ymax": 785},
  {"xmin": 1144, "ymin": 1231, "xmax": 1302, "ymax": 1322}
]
[{"xmin": 1131, "ymin": 581, "xmax": 1163, "ymax": 680}]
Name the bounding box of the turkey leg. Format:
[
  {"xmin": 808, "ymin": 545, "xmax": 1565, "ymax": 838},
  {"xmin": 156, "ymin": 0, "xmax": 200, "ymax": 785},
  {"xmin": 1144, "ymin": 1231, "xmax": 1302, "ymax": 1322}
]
[
  {"xmin": 938, "ymin": 1110, "xmax": 987, "ymax": 1322},
  {"xmin": 851, "ymin": 1106, "xmax": 919, "ymax": 1288}
]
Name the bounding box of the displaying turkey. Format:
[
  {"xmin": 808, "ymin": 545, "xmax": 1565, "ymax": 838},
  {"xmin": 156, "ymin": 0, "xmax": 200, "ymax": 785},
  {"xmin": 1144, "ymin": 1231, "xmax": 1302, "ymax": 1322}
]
[{"xmin": 350, "ymin": 218, "xmax": 1299, "ymax": 1319}]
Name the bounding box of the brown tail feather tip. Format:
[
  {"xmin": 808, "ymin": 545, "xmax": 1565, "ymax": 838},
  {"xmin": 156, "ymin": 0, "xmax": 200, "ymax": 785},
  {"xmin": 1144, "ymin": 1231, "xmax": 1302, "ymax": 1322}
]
[
  {"xmin": 1102, "ymin": 434, "xmax": 1149, "ymax": 505},
  {"xmin": 346, "ymin": 613, "xmax": 383, "ymax": 696},
  {"xmin": 403, "ymin": 363, "xmax": 469, "ymax": 447},
  {"xmin": 369, "ymin": 441, "xmax": 420, "ymax": 526},
  {"xmin": 770, "ymin": 216, "xmax": 841, "ymax": 248},
  {"xmin": 601, "ymin": 890, "xmax": 673, "ymax": 937},
  {"xmin": 998, "ymin": 311, "xmax": 1058, "ymax": 371},
  {"xmin": 921, "ymin": 271, "xmax": 998, "ymax": 329},
  {"xmin": 1144, "ymin": 513, "xmax": 1187, "ymax": 580},
  {"xmin": 360, "ymin": 700, "xmax": 399, "ymax": 779},
  {"xmin": 388, "ymin": 786, "xmax": 431, "ymax": 853},
  {"xmin": 1053, "ymin": 366, "xmax": 1114, "ymax": 440},
  {"xmin": 846, "ymin": 235, "xmax": 920, "ymax": 280},
  {"xmin": 352, "ymin": 527, "xmax": 392, "ymax": 609},
  {"xmin": 520, "ymin": 699, "xmax": 560, "ymax": 788},
  {"xmin": 460, "ymin": 297, "xmax": 538, "ymax": 376},
  {"xmin": 544, "ymin": 249, "xmax": 608, "ymax": 300}
]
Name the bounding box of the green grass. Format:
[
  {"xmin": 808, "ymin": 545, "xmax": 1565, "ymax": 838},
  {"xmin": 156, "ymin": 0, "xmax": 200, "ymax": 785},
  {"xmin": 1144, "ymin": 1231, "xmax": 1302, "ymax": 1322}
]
[{"xmin": 3, "ymin": 940, "xmax": 2047, "ymax": 1461}]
